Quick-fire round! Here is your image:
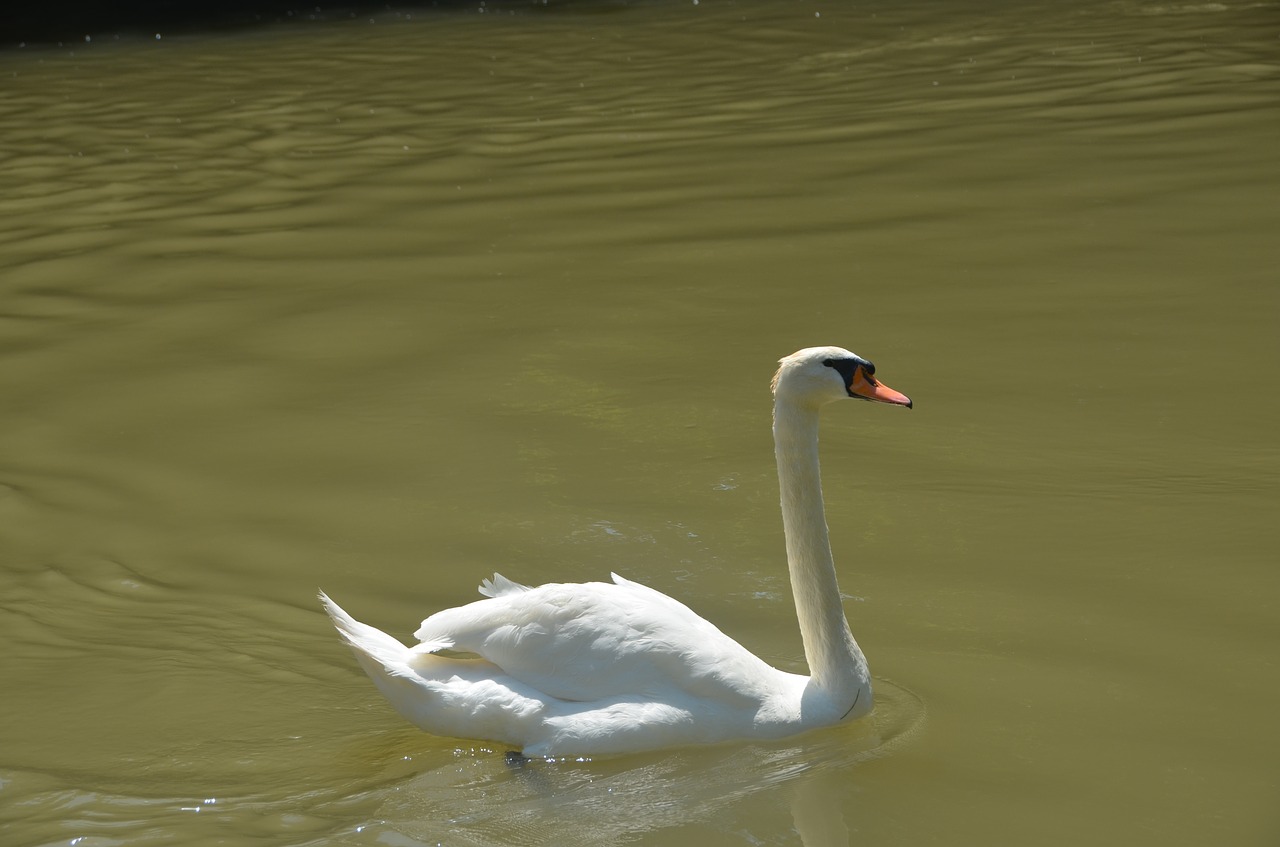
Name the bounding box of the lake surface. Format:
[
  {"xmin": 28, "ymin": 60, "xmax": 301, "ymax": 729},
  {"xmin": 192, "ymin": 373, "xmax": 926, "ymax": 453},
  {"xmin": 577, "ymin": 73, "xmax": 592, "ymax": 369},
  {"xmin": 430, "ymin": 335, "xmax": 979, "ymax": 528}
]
[{"xmin": 1, "ymin": 1, "xmax": 1277, "ymax": 844}]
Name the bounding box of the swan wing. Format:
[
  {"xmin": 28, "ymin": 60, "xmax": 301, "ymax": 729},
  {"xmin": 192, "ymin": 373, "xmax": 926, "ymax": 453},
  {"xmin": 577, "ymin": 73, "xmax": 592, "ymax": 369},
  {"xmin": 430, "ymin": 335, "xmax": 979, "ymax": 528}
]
[{"xmin": 410, "ymin": 573, "xmax": 777, "ymax": 705}]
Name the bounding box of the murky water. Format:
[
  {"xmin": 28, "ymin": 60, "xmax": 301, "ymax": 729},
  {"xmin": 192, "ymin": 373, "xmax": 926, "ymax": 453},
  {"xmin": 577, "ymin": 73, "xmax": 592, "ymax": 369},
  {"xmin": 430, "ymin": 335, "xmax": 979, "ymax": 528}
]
[{"xmin": 2, "ymin": 1, "xmax": 1277, "ymax": 844}]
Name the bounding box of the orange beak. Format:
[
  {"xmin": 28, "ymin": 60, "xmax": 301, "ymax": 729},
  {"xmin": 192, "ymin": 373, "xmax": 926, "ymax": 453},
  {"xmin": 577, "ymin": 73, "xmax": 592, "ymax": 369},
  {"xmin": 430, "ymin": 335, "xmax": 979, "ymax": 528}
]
[{"xmin": 850, "ymin": 367, "xmax": 913, "ymax": 408}]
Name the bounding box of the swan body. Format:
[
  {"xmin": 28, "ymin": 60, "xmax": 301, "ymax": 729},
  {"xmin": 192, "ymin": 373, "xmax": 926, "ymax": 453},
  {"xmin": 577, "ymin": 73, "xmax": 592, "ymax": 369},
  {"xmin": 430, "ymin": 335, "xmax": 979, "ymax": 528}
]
[{"xmin": 321, "ymin": 346, "xmax": 911, "ymax": 756}]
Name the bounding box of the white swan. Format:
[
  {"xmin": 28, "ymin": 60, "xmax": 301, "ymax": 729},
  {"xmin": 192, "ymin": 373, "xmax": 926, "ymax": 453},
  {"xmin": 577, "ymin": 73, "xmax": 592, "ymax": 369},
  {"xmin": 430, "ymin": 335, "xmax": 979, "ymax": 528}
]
[{"xmin": 320, "ymin": 346, "xmax": 911, "ymax": 756}]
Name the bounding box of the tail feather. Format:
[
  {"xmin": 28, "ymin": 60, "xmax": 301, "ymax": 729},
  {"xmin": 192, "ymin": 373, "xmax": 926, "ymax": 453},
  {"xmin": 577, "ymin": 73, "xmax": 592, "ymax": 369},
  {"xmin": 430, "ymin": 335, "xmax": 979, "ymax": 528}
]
[{"xmin": 318, "ymin": 590, "xmax": 415, "ymax": 677}]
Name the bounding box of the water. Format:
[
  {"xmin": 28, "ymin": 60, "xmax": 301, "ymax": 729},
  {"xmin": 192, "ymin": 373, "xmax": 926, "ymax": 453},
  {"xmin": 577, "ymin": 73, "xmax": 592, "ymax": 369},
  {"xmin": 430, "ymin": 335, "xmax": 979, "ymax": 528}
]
[{"xmin": 1, "ymin": 1, "xmax": 1277, "ymax": 844}]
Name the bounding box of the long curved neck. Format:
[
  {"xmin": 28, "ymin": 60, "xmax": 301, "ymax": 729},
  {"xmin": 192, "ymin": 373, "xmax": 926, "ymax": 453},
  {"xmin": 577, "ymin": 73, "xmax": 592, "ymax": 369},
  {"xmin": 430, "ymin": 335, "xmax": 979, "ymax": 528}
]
[{"xmin": 773, "ymin": 398, "xmax": 869, "ymax": 701}]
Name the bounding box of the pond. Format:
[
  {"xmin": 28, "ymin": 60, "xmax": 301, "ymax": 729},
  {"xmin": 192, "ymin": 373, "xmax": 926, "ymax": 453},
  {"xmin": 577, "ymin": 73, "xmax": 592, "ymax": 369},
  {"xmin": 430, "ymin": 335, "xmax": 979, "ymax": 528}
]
[{"xmin": 1, "ymin": 1, "xmax": 1276, "ymax": 844}]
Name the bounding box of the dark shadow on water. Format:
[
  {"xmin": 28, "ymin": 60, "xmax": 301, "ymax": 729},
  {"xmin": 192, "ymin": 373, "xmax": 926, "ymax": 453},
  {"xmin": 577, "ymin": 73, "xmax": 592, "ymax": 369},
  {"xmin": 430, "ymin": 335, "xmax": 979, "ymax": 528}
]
[{"xmin": 6, "ymin": 0, "xmax": 632, "ymax": 46}]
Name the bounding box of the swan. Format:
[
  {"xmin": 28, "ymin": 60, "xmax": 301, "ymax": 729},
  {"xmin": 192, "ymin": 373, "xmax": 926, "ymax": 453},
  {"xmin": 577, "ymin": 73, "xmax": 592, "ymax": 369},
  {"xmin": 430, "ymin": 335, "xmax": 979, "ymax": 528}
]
[{"xmin": 320, "ymin": 346, "xmax": 911, "ymax": 756}]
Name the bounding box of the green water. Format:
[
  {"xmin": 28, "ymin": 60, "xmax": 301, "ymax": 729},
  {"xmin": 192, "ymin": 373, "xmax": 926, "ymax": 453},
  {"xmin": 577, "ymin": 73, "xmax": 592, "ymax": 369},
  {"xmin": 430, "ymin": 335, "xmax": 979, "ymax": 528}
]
[{"xmin": 1, "ymin": 1, "xmax": 1277, "ymax": 844}]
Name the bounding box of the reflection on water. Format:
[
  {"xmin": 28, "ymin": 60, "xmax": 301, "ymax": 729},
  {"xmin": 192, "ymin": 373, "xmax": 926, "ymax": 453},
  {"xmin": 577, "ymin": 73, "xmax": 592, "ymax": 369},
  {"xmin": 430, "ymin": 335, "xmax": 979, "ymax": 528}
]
[
  {"xmin": 352, "ymin": 680, "xmax": 922, "ymax": 847},
  {"xmin": 0, "ymin": 677, "xmax": 921, "ymax": 846},
  {"xmin": 1, "ymin": 0, "xmax": 1277, "ymax": 845}
]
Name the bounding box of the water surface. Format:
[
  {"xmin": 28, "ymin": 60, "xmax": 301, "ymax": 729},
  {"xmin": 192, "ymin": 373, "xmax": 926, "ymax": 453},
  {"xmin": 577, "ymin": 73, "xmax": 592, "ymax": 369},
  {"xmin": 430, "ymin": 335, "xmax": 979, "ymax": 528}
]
[{"xmin": 1, "ymin": 1, "xmax": 1277, "ymax": 844}]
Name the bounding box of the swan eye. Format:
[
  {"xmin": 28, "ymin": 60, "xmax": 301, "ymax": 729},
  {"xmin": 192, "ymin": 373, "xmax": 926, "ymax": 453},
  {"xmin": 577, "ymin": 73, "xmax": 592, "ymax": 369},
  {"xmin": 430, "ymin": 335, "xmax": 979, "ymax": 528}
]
[
  {"xmin": 822, "ymin": 358, "xmax": 874, "ymax": 377},
  {"xmin": 822, "ymin": 358, "xmax": 860, "ymax": 388}
]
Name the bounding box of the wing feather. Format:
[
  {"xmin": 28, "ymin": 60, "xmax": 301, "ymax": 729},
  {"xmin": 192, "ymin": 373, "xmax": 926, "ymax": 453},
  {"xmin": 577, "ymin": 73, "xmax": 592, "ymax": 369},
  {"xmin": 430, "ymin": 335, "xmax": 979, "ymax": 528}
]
[
  {"xmin": 478, "ymin": 572, "xmax": 532, "ymax": 598},
  {"xmin": 411, "ymin": 574, "xmax": 774, "ymax": 705}
]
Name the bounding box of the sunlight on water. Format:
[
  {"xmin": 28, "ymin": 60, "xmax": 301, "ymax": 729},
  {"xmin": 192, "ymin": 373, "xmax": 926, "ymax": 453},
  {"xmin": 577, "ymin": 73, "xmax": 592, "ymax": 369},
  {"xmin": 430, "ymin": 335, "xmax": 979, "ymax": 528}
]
[{"xmin": 0, "ymin": 0, "xmax": 1276, "ymax": 844}]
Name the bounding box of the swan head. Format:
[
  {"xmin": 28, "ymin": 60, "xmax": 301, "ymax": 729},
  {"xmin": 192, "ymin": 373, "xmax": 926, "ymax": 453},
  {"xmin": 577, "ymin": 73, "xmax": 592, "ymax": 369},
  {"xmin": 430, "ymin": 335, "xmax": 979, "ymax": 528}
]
[{"xmin": 772, "ymin": 346, "xmax": 912, "ymax": 409}]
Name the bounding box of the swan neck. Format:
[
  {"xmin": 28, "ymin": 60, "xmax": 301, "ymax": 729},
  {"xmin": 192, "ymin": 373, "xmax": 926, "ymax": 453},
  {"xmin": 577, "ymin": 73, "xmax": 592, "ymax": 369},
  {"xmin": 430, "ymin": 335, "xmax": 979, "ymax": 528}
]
[{"xmin": 773, "ymin": 399, "xmax": 869, "ymax": 702}]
